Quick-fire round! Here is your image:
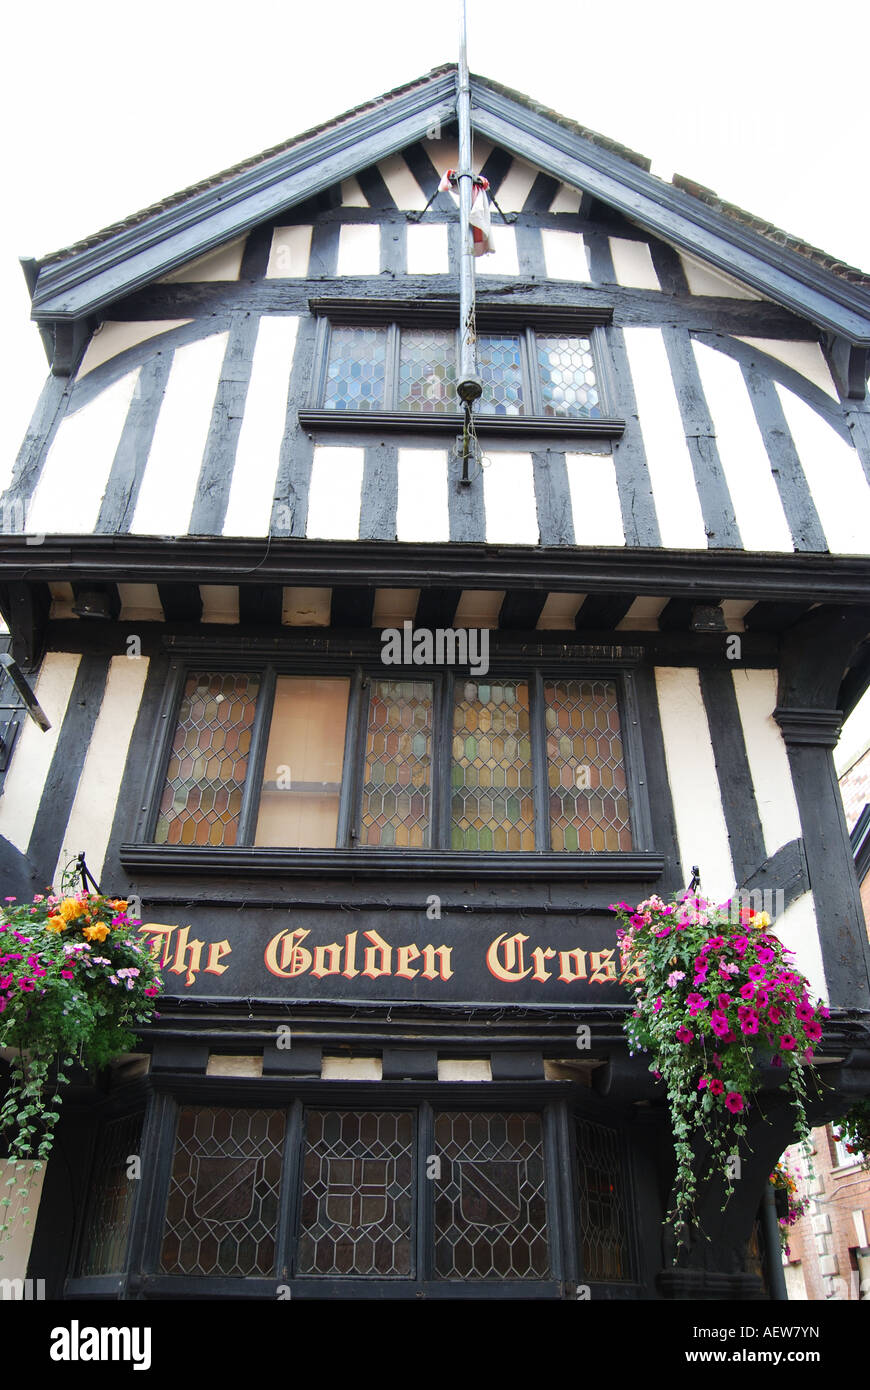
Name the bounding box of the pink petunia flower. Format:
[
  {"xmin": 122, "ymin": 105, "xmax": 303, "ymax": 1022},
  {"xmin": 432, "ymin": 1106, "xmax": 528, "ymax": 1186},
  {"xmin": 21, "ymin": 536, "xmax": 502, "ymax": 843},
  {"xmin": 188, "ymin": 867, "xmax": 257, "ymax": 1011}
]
[
  {"xmin": 795, "ymin": 999, "xmax": 814, "ymax": 1022},
  {"xmin": 724, "ymin": 1091, "xmax": 744, "ymax": 1114},
  {"xmin": 709, "ymin": 1079, "xmax": 725, "ymax": 1096},
  {"xmin": 779, "ymin": 1034, "xmax": 797, "ymax": 1051},
  {"xmin": 675, "ymin": 1025, "xmax": 694, "ymax": 1044},
  {"xmin": 710, "ymin": 1011, "xmax": 729, "ymax": 1037},
  {"xmin": 740, "ymin": 1013, "xmax": 759, "ymax": 1035},
  {"xmin": 802, "ymin": 1020, "xmax": 822, "ymax": 1042},
  {"xmin": 716, "ymin": 993, "xmax": 732, "ymax": 1010}
]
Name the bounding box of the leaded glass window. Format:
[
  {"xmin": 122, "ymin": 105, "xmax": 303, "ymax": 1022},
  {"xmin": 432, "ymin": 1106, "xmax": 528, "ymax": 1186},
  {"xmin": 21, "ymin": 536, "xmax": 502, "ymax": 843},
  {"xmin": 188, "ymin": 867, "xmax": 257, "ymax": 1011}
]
[
  {"xmin": 297, "ymin": 1110, "xmax": 415, "ymax": 1276},
  {"xmin": 315, "ymin": 322, "xmax": 607, "ymax": 419},
  {"xmin": 151, "ymin": 666, "xmax": 640, "ymax": 853},
  {"xmin": 160, "ymin": 1106, "xmax": 285, "ymax": 1277},
  {"xmin": 545, "ymin": 679, "xmax": 632, "ymax": 852},
  {"xmin": 154, "ymin": 672, "xmax": 260, "ymax": 846},
  {"xmin": 323, "ymin": 325, "xmax": 387, "ymax": 411},
  {"xmin": 433, "ymin": 1111, "xmax": 550, "ymax": 1279},
  {"xmin": 537, "ymin": 334, "xmax": 601, "ymax": 418},
  {"xmin": 360, "ymin": 680, "xmax": 433, "ymax": 847},
  {"xmin": 575, "ymin": 1117, "xmax": 636, "ymax": 1282},
  {"xmin": 451, "ymin": 680, "xmax": 534, "ymax": 850},
  {"xmin": 77, "ymin": 1112, "xmax": 143, "ymax": 1276},
  {"xmin": 476, "ymin": 333, "xmax": 524, "ymax": 415},
  {"xmin": 398, "ymin": 329, "xmax": 456, "ymax": 412}
]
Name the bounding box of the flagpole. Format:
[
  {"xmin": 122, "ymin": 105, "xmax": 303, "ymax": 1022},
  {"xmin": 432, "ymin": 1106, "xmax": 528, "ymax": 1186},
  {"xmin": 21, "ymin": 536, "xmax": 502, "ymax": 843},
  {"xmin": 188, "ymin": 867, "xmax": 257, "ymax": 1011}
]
[{"xmin": 456, "ymin": 0, "xmax": 481, "ymax": 480}]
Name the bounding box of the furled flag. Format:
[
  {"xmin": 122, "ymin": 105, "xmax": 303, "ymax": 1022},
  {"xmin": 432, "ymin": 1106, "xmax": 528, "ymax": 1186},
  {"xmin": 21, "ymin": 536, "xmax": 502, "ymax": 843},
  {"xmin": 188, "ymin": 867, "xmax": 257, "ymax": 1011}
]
[{"xmin": 438, "ymin": 171, "xmax": 495, "ymax": 256}]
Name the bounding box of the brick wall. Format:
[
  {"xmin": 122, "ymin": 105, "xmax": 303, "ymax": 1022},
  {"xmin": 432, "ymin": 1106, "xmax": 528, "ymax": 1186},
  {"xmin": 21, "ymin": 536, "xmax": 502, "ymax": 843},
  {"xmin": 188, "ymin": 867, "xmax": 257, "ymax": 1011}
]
[
  {"xmin": 839, "ymin": 745, "xmax": 870, "ymax": 832},
  {"xmin": 781, "ymin": 1129, "xmax": 870, "ymax": 1300}
]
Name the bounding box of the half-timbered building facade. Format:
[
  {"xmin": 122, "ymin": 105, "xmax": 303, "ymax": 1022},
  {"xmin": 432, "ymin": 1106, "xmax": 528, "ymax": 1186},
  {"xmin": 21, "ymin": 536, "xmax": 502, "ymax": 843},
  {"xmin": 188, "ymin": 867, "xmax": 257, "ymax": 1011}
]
[{"xmin": 3, "ymin": 65, "xmax": 870, "ymax": 1300}]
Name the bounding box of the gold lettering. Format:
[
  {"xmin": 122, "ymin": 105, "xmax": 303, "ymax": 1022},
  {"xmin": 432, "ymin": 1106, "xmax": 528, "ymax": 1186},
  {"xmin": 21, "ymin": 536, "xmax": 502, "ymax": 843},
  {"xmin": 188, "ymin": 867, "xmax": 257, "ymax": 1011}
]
[
  {"xmin": 204, "ymin": 939, "xmax": 232, "ymax": 976},
  {"xmin": 137, "ymin": 924, "xmax": 176, "ymax": 967},
  {"xmin": 170, "ymin": 925, "xmax": 205, "ymax": 988},
  {"xmin": 558, "ymin": 948, "xmax": 588, "ymax": 982},
  {"xmin": 342, "ymin": 930, "xmax": 359, "ymax": 979},
  {"xmin": 396, "ymin": 944, "xmax": 420, "ymax": 979},
  {"xmin": 311, "ymin": 942, "xmax": 343, "ymax": 978},
  {"xmin": 264, "ymin": 927, "xmax": 312, "ymax": 979},
  {"xmin": 486, "ymin": 932, "xmax": 531, "ymax": 983},
  {"xmin": 362, "ymin": 929, "xmax": 392, "ymax": 979},
  {"xmin": 589, "ymin": 948, "xmax": 617, "ymax": 983},
  {"xmin": 531, "ymin": 946, "xmax": 556, "ymax": 981},
  {"xmin": 421, "ymin": 944, "xmax": 453, "ymax": 981}
]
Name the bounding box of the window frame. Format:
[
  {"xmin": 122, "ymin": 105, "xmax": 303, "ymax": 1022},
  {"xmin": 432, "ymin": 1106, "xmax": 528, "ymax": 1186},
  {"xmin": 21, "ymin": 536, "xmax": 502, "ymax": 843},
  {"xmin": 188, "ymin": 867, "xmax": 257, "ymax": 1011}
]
[
  {"xmin": 69, "ymin": 1078, "xmax": 645, "ymax": 1299},
  {"xmin": 140, "ymin": 658, "xmax": 652, "ymax": 857},
  {"xmin": 297, "ymin": 299, "xmax": 626, "ymax": 441}
]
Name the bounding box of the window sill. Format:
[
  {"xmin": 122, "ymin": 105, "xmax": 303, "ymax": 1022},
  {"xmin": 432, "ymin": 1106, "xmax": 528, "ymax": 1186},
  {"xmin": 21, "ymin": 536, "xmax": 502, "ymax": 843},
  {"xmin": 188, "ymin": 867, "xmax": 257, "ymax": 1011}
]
[
  {"xmin": 297, "ymin": 409, "xmax": 625, "ymax": 439},
  {"xmin": 120, "ymin": 845, "xmax": 663, "ymax": 881}
]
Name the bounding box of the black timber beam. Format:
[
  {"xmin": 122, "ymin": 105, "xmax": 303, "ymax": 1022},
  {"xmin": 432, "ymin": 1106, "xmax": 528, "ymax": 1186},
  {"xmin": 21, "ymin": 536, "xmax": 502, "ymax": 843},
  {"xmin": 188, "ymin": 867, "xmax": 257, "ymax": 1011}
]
[
  {"xmin": 0, "ymin": 581, "xmax": 51, "ymax": 669},
  {"xmin": 330, "ymin": 587, "xmax": 375, "ymax": 629},
  {"xmin": 415, "ymin": 588, "xmax": 461, "ymax": 628},
  {"xmin": 4, "ymin": 537, "xmax": 870, "ymax": 606},
  {"xmin": 824, "ymin": 333, "xmax": 870, "ymax": 401},
  {"xmin": 498, "ymin": 591, "xmax": 548, "ymax": 630},
  {"xmin": 838, "ymin": 640, "xmax": 870, "ymax": 719},
  {"xmin": 743, "ymin": 601, "xmax": 815, "ymax": 633},
  {"xmin": 157, "ymin": 584, "xmax": 203, "ymax": 623},
  {"xmin": 238, "ymin": 585, "xmax": 283, "ymax": 627},
  {"xmin": 575, "ymin": 595, "xmax": 634, "ymax": 630}
]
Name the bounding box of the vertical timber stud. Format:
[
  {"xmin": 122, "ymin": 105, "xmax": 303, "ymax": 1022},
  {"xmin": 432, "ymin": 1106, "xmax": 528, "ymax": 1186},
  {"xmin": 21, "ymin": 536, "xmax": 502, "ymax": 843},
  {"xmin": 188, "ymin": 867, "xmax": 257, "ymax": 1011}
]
[{"xmin": 456, "ymin": 0, "xmax": 482, "ymax": 481}]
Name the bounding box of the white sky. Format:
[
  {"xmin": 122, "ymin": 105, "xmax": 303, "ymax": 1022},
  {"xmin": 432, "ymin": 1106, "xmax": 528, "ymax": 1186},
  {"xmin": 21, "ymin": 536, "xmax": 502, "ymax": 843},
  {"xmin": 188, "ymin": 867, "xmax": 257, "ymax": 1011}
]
[{"xmin": 2, "ymin": 0, "xmax": 869, "ymax": 746}]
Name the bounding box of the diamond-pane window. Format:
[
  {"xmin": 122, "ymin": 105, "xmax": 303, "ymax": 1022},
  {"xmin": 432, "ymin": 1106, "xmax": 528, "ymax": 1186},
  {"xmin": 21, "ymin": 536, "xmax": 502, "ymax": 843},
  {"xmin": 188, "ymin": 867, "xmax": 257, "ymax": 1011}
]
[
  {"xmin": 537, "ymin": 334, "xmax": 601, "ymax": 418},
  {"xmin": 576, "ymin": 1117, "xmax": 636, "ymax": 1282},
  {"xmin": 297, "ymin": 1110, "xmax": 415, "ymax": 1277},
  {"xmin": 476, "ymin": 334, "xmax": 524, "ymax": 415},
  {"xmin": 323, "ymin": 326, "xmax": 387, "ymax": 411},
  {"xmin": 545, "ymin": 679, "xmax": 632, "ymax": 852},
  {"xmin": 451, "ymin": 680, "xmax": 534, "ymax": 850},
  {"xmin": 160, "ymin": 1106, "xmax": 285, "ymax": 1277},
  {"xmin": 360, "ymin": 680, "xmax": 433, "ymax": 848},
  {"xmin": 433, "ymin": 1111, "xmax": 550, "ymax": 1279},
  {"xmin": 77, "ymin": 1112, "xmax": 143, "ymax": 1276},
  {"xmin": 154, "ymin": 672, "xmax": 260, "ymax": 847},
  {"xmin": 398, "ymin": 329, "xmax": 456, "ymax": 412}
]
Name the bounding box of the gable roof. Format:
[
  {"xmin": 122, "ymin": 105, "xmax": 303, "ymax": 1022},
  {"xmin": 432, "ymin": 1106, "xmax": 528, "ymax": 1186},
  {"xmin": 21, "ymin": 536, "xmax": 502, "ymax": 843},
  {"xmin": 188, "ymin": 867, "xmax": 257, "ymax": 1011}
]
[{"xmin": 23, "ymin": 64, "xmax": 870, "ymax": 348}]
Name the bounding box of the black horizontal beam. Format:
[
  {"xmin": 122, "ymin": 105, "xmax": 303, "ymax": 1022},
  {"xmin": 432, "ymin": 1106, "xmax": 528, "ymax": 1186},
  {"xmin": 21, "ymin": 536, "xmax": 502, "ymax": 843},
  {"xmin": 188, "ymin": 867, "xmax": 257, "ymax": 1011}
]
[
  {"xmin": 498, "ymin": 590, "xmax": 548, "ymax": 630},
  {"xmin": 238, "ymin": 584, "xmax": 283, "ymax": 627},
  {"xmin": 330, "ymin": 586, "xmax": 375, "ymax": 628},
  {"xmin": 742, "ymin": 600, "xmax": 816, "ymax": 632},
  {"xmin": 298, "ymin": 410, "xmax": 625, "ymax": 440},
  {"xmin": 308, "ymin": 296, "xmax": 614, "ymax": 329},
  {"xmin": 120, "ymin": 844, "xmax": 666, "ymax": 882},
  {"xmin": 4, "ymin": 537, "xmax": 870, "ymax": 605},
  {"xmin": 157, "ymin": 583, "xmax": 202, "ymax": 623}
]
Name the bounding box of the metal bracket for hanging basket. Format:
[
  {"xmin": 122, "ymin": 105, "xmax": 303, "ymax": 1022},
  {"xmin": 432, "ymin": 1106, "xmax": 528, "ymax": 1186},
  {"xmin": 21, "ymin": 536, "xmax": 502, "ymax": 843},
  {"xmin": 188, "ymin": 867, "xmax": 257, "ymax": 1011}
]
[{"xmin": 76, "ymin": 852, "xmax": 102, "ymax": 896}]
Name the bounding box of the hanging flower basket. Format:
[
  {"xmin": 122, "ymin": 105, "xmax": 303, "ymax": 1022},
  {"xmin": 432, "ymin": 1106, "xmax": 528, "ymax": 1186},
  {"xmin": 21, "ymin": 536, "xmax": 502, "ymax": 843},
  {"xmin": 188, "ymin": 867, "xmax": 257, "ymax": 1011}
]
[
  {"xmin": 611, "ymin": 890, "xmax": 827, "ymax": 1249},
  {"xmin": 0, "ymin": 886, "xmax": 163, "ymax": 1246},
  {"xmin": 769, "ymin": 1154, "xmax": 812, "ymax": 1256},
  {"xmin": 832, "ymin": 1099, "xmax": 870, "ymax": 1170}
]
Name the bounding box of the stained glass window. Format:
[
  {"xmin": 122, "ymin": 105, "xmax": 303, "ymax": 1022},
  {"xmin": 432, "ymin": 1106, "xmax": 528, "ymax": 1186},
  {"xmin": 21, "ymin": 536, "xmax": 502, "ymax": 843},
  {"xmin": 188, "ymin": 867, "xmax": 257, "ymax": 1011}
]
[
  {"xmin": 154, "ymin": 672, "xmax": 260, "ymax": 847},
  {"xmin": 451, "ymin": 680, "xmax": 534, "ymax": 850},
  {"xmin": 537, "ymin": 334, "xmax": 601, "ymax": 418},
  {"xmin": 433, "ymin": 1111, "xmax": 550, "ymax": 1279},
  {"xmin": 545, "ymin": 679, "xmax": 632, "ymax": 852},
  {"xmin": 398, "ymin": 329, "xmax": 456, "ymax": 412},
  {"xmin": 476, "ymin": 334, "xmax": 524, "ymax": 415},
  {"xmin": 77, "ymin": 1112, "xmax": 143, "ymax": 1276},
  {"xmin": 575, "ymin": 1117, "xmax": 636, "ymax": 1282},
  {"xmin": 160, "ymin": 1106, "xmax": 285, "ymax": 1278},
  {"xmin": 360, "ymin": 680, "xmax": 433, "ymax": 847},
  {"xmin": 296, "ymin": 1110, "xmax": 415, "ymax": 1277},
  {"xmin": 323, "ymin": 326, "xmax": 387, "ymax": 411}
]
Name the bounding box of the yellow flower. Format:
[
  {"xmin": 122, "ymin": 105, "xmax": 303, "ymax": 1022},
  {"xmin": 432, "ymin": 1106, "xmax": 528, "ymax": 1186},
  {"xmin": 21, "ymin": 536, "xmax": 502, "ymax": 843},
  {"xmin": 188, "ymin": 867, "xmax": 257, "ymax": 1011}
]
[
  {"xmin": 45, "ymin": 915, "xmax": 67, "ymax": 933},
  {"xmin": 59, "ymin": 897, "xmax": 87, "ymax": 922},
  {"xmin": 82, "ymin": 923, "xmax": 110, "ymax": 942},
  {"xmin": 754, "ymin": 911, "xmax": 771, "ymax": 928}
]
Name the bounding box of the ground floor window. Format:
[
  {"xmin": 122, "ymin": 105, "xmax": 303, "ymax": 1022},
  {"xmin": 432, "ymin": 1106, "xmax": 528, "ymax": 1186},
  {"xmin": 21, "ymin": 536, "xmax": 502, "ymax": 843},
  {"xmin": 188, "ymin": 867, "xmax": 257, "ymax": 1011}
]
[{"xmin": 66, "ymin": 1091, "xmax": 641, "ymax": 1297}]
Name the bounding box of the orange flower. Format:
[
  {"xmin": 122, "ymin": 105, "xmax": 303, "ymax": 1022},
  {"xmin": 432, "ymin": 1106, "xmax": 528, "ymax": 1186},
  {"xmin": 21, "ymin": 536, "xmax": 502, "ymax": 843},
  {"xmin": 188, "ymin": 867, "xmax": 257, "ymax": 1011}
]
[
  {"xmin": 82, "ymin": 923, "xmax": 110, "ymax": 943},
  {"xmin": 45, "ymin": 915, "xmax": 67, "ymax": 933},
  {"xmin": 108, "ymin": 899, "xmax": 128, "ymax": 913},
  {"xmin": 59, "ymin": 897, "xmax": 87, "ymax": 922}
]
